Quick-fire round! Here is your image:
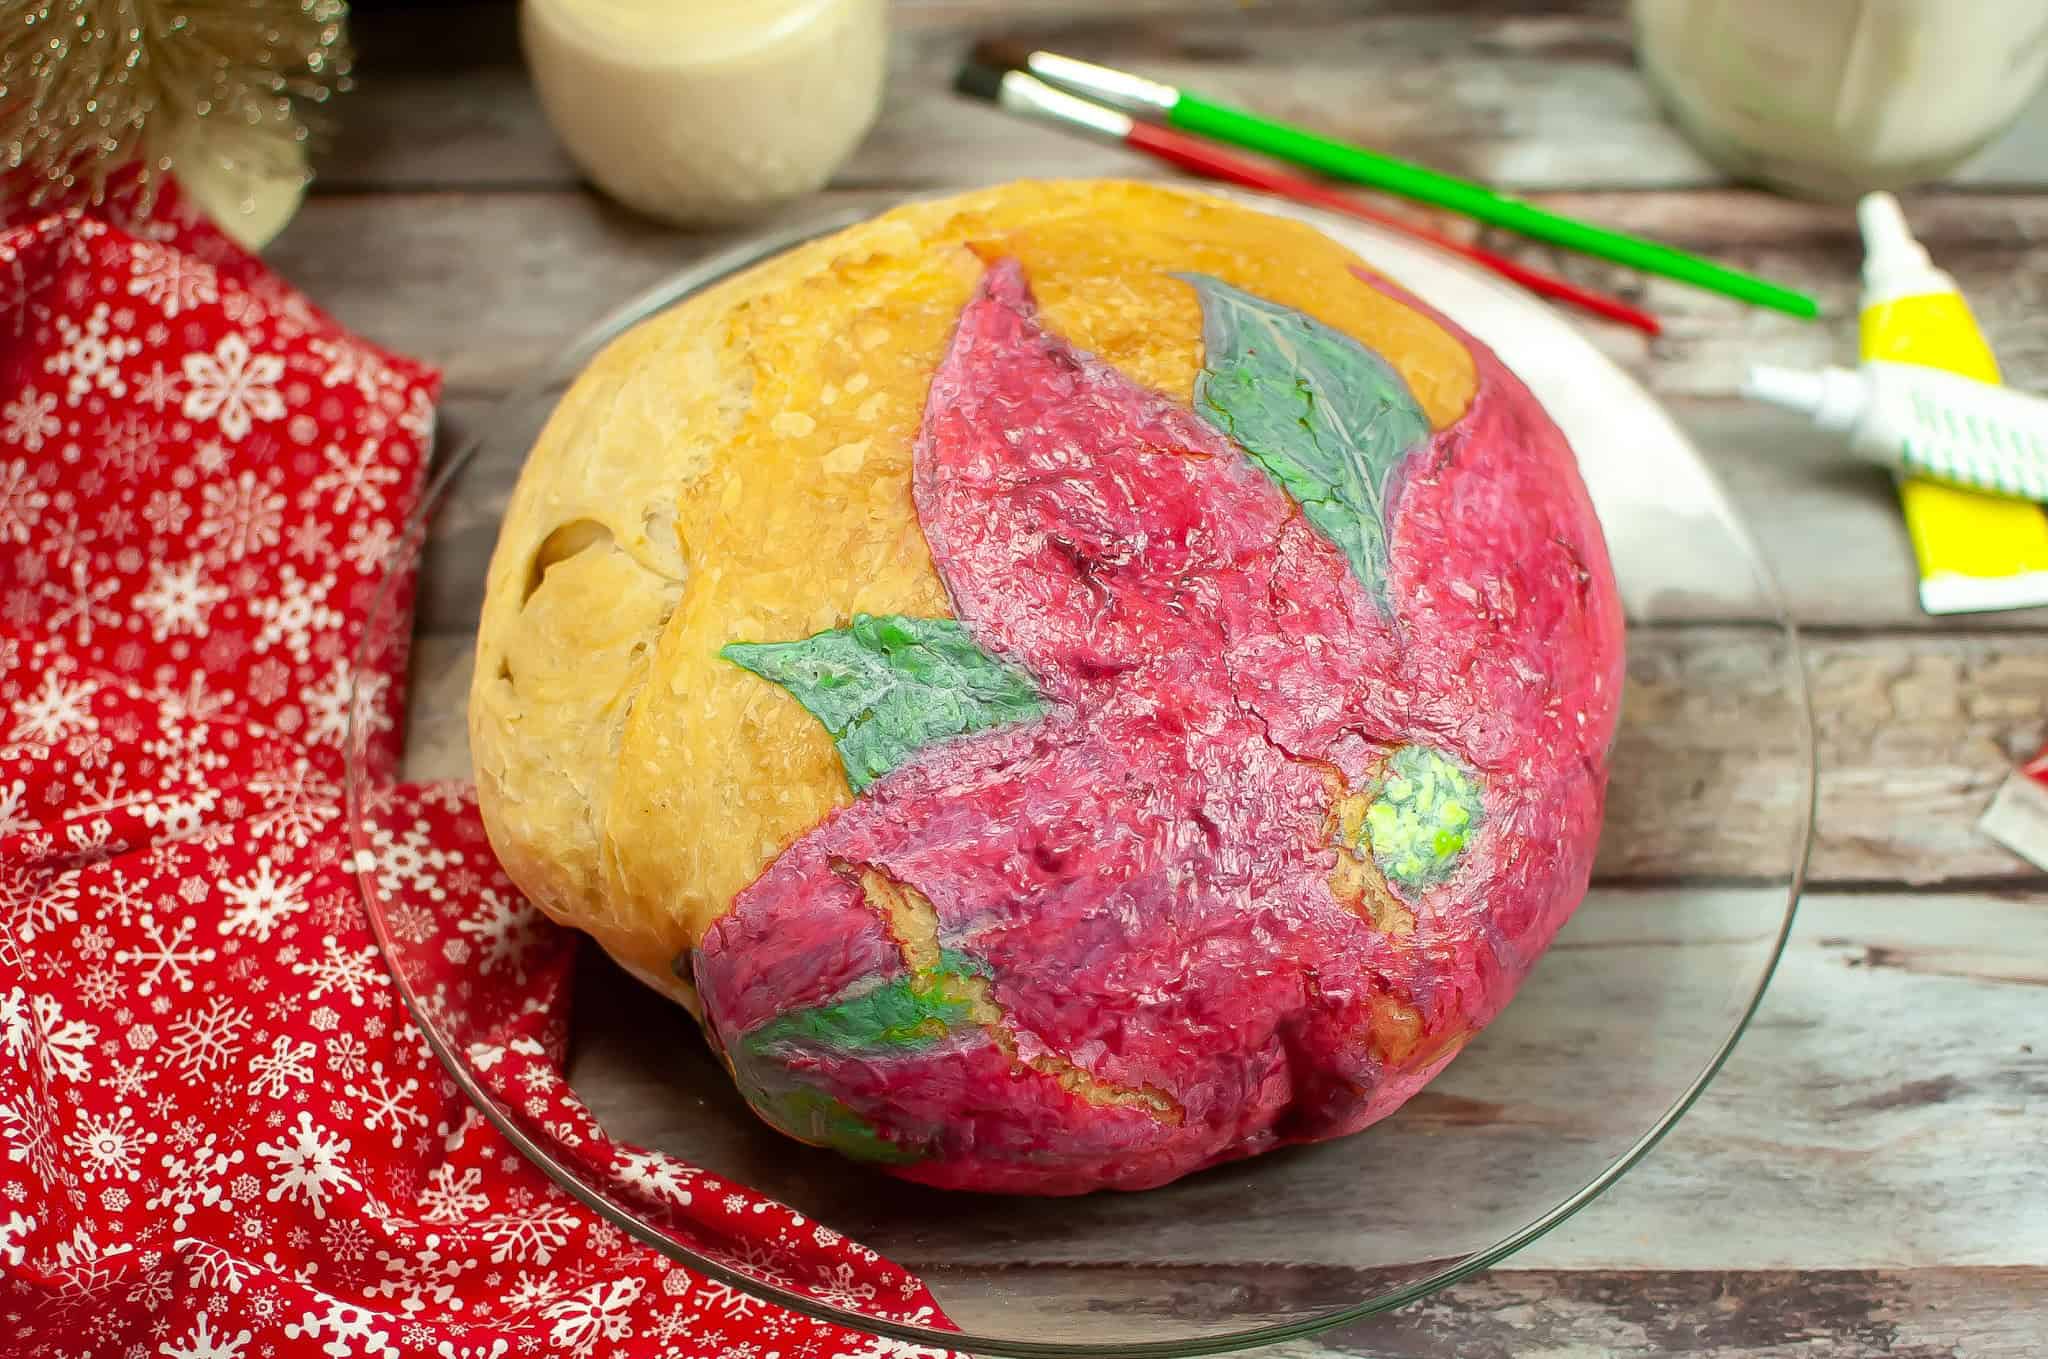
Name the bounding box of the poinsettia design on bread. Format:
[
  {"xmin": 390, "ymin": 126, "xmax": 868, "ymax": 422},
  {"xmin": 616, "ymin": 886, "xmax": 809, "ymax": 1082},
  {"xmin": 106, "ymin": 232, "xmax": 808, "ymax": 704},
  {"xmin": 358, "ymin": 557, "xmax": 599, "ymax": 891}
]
[{"xmin": 692, "ymin": 258, "xmax": 1621, "ymax": 1193}]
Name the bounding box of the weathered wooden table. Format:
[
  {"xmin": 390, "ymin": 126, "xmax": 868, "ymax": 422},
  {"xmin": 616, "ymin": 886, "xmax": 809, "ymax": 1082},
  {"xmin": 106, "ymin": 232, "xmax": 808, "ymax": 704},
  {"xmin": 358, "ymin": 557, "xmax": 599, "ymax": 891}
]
[{"xmin": 299, "ymin": 3, "xmax": 2048, "ymax": 1354}]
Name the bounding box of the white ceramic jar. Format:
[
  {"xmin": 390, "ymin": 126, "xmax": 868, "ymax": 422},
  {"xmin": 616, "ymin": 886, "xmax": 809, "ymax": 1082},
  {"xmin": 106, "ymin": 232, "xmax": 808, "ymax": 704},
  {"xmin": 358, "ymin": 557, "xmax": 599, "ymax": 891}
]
[
  {"xmin": 1632, "ymin": 0, "xmax": 2048, "ymax": 199},
  {"xmin": 521, "ymin": 0, "xmax": 887, "ymax": 225}
]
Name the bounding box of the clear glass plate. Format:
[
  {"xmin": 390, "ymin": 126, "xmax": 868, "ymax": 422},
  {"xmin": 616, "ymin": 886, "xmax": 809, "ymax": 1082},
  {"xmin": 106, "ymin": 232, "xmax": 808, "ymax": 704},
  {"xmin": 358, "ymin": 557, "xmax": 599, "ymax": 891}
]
[{"xmin": 349, "ymin": 198, "xmax": 1813, "ymax": 1357}]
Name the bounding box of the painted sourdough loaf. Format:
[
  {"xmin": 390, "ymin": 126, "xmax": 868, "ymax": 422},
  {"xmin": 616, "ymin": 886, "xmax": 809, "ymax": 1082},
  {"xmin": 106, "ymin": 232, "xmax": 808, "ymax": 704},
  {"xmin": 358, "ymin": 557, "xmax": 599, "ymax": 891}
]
[{"xmin": 470, "ymin": 180, "xmax": 1624, "ymax": 1194}]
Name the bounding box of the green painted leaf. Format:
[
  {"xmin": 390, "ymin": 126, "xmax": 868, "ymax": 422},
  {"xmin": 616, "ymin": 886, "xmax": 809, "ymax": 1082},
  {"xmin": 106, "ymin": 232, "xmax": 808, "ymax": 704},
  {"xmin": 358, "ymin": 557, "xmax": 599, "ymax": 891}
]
[
  {"xmin": 720, "ymin": 614, "xmax": 1047, "ymax": 792},
  {"xmin": 759, "ymin": 1087, "xmax": 924, "ymax": 1164},
  {"xmin": 742, "ymin": 951, "xmax": 990, "ymax": 1056},
  {"xmin": 731, "ymin": 952, "xmax": 996, "ymax": 1165},
  {"xmin": 1179, "ymin": 273, "xmax": 1433, "ymax": 609}
]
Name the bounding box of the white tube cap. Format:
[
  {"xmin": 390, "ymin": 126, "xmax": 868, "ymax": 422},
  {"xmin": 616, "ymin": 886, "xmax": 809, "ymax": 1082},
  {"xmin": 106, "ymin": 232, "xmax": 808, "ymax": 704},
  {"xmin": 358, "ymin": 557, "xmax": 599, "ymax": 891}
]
[
  {"xmin": 1858, "ymin": 191, "xmax": 1946, "ymax": 299},
  {"xmin": 1744, "ymin": 364, "xmax": 1870, "ymax": 434}
]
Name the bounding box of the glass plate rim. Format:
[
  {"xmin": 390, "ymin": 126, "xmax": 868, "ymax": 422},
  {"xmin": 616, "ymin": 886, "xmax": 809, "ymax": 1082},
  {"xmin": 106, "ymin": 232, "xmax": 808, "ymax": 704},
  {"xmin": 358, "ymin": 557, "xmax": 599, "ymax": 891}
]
[{"xmin": 348, "ymin": 193, "xmax": 1816, "ymax": 1358}]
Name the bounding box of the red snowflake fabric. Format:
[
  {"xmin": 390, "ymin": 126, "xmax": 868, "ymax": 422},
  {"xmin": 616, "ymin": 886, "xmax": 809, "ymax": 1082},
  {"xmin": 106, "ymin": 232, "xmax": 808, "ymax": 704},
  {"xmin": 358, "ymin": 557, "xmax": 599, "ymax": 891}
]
[{"xmin": 0, "ymin": 189, "xmax": 954, "ymax": 1358}]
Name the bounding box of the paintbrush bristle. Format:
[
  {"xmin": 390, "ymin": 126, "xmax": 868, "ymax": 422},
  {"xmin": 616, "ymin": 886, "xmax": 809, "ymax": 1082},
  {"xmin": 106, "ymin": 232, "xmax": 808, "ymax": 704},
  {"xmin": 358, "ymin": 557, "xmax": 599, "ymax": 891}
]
[
  {"xmin": 971, "ymin": 37, "xmax": 1043, "ymax": 74},
  {"xmin": 952, "ymin": 59, "xmax": 1010, "ymax": 104}
]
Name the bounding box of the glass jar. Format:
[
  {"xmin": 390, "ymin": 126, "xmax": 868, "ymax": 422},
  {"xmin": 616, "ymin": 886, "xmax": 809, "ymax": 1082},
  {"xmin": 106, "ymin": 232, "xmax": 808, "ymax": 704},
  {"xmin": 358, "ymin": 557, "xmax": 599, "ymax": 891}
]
[
  {"xmin": 1632, "ymin": 0, "xmax": 2048, "ymax": 200},
  {"xmin": 521, "ymin": 0, "xmax": 887, "ymax": 225}
]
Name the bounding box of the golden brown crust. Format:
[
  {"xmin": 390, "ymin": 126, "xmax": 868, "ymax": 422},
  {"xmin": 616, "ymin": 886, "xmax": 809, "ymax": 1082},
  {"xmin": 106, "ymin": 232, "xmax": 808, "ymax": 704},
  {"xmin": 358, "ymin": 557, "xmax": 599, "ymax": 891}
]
[{"xmin": 469, "ymin": 179, "xmax": 1478, "ymax": 1009}]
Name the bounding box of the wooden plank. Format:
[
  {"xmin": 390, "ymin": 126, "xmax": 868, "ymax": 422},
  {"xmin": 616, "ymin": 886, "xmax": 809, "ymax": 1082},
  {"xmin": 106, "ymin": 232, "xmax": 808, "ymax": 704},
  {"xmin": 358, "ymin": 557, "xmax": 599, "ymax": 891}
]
[
  {"xmin": 404, "ymin": 625, "xmax": 2048, "ymax": 888},
  {"xmin": 555, "ymin": 891, "xmax": 2047, "ymax": 1291},
  {"xmin": 882, "ymin": 1265, "xmax": 2046, "ymax": 1357},
  {"xmin": 324, "ymin": 4, "xmax": 2048, "ymax": 194},
  {"xmin": 1306, "ymin": 1266, "xmax": 2048, "ymax": 1358}
]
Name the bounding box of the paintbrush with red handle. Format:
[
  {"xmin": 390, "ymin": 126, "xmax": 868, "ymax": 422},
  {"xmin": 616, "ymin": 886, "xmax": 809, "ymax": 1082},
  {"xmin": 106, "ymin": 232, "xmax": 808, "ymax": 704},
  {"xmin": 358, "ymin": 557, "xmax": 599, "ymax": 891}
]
[{"xmin": 954, "ymin": 60, "xmax": 1661, "ymax": 337}]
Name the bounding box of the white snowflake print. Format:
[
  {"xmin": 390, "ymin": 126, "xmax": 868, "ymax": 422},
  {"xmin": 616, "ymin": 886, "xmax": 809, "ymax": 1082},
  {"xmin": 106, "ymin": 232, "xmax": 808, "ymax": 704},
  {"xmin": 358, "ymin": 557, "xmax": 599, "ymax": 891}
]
[
  {"xmin": 158, "ymin": 1313, "xmax": 252, "ymax": 1359},
  {"xmin": 164, "ymin": 995, "xmax": 250, "ymax": 1080},
  {"xmin": 41, "ymin": 556, "xmax": 122, "ymax": 646},
  {"xmin": 157, "ymin": 670, "xmax": 236, "ymax": 725},
  {"xmin": 284, "ymin": 1298, "xmax": 398, "ymax": 1359},
  {"xmin": 291, "ymin": 935, "xmax": 386, "ymax": 1007},
  {"xmin": 341, "ymin": 517, "xmax": 399, "ymax": 575},
  {"xmin": 398, "ymin": 385, "xmax": 434, "ymax": 445},
  {"xmin": 144, "ymin": 1133, "xmax": 244, "ymax": 1232},
  {"xmin": 808, "ymin": 1260, "xmax": 879, "ymax": 1310},
  {"xmin": 304, "ymin": 657, "xmax": 386, "ymax": 748},
  {"xmin": 136, "ymin": 786, "xmax": 222, "ymax": 843},
  {"xmin": 97, "ymin": 409, "xmax": 166, "ymax": 481},
  {"xmin": 0, "ymin": 778, "xmax": 28, "ymax": 839},
  {"xmin": 434, "ymin": 1338, "xmax": 508, "ymax": 1359},
  {"xmin": 0, "ymin": 456, "xmax": 51, "ymax": 544},
  {"xmin": 106, "ymin": 1052, "xmax": 150, "ymax": 1094},
  {"xmin": 115, "ymin": 911, "xmax": 217, "ymax": 995},
  {"xmin": 135, "ymin": 557, "xmax": 228, "ymax": 642},
  {"xmin": 63, "ymin": 1103, "xmax": 157, "ymax": 1180},
  {"xmin": 183, "ymin": 1238, "xmax": 267, "ymax": 1296},
  {"xmin": 366, "ymin": 1232, "xmax": 476, "ymax": 1316},
  {"xmin": 124, "ymin": 1253, "xmax": 178, "ymax": 1312},
  {"xmin": 343, "ymin": 1061, "xmax": 426, "ymax": 1148},
  {"xmin": 257, "ymin": 1111, "xmax": 363, "ymax": 1221},
  {"xmin": 324, "ymin": 1031, "xmax": 368, "ymax": 1081},
  {"xmin": 454, "ymin": 890, "xmax": 541, "ymax": 981},
  {"xmin": 87, "ymin": 866, "xmax": 149, "ymax": 931},
  {"xmin": 2, "ymin": 388, "xmax": 59, "ymax": 451},
  {"xmin": 36, "ymin": 1218, "xmax": 109, "ymax": 1280},
  {"xmin": 383, "ymin": 898, "xmax": 436, "ymax": 947},
  {"xmin": 307, "ymin": 333, "xmax": 404, "ymax": 406},
  {"xmin": 351, "ymin": 821, "xmax": 459, "ymax": 905},
  {"xmin": 321, "ymin": 1216, "xmax": 374, "ymax": 1267},
  {"xmin": 541, "ymin": 1276, "xmax": 643, "ymax": 1357},
  {"xmin": 141, "ymin": 486, "xmax": 190, "ymax": 536},
  {"xmin": 8, "ymin": 670, "xmax": 96, "ymax": 744},
  {"xmin": 247, "ymin": 1034, "xmax": 318, "ymax": 1099},
  {"xmin": 614, "ymin": 1148, "xmax": 695, "ymax": 1208},
  {"xmin": 135, "ymin": 360, "xmax": 182, "ymax": 412},
  {"xmin": 416, "ymin": 1162, "xmax": 491, "ymax": 1222},
  {"xmin": 243, "ymin": 757, "xmax": 340, "ymax": 847},
  {"xmin": 217, "ymin": 856, "xmax": 311, "ymax": 941},
  {"xmin": 307, "ymin": 438, "xmax": 402, "ymax": 514},
  {"xmin": 498, "ymin": 1270, "xmax": 569, "ymax": 1316},
  {"xmin": 250, "ymin": 565, "xmax": 342, "ymax": 665},
  {"xmin": 841, "ymin": 1330, "xmax": 958, "ymax": 1359},
  {"xmin": 181, "ymin": 330, "xmax": 284, "ymax": 441},
  {"xmin": 696, "ymin": 1278, "xmax": 765, "ymax": 1319},
  {"xmin": 40, "ymin": 505, "xmax": 95, "ymax": 568},
  {"xmin": 47, "ymin": 302, "xmax": 142, "ymax": 403},
  {"xmin": 127, "ymin": 241, "xmax": 219, "ymax": 318},
  {"xmin": 197, "ymin": 468, "xmax": 286, "ymax": 560},
  {"xmin": 7, "ymin": 990, "xmax": 99, "ymax": 1082},
  {"xmin": 0, "ymin": 1088, "xmax": 61, "ymax": 1184},
  {"xmin": 476, "ymin": 1211, "xmax": 577, "ymax": 1266},
  {"xmin": 0, "ymin": 1210, "xmax": 31, "ymax": 1267},
  {"xmin": 5, "ymin": 871, "xmax": 79, "ymax": 945}
]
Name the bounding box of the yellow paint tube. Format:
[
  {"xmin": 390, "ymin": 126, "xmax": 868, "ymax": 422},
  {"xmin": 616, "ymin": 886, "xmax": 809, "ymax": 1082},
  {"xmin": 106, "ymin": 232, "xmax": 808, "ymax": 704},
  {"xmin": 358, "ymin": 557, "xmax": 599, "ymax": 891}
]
[{"xmin": 1857, "ymin": 192, "xmax": 2048, "ymax": 614}]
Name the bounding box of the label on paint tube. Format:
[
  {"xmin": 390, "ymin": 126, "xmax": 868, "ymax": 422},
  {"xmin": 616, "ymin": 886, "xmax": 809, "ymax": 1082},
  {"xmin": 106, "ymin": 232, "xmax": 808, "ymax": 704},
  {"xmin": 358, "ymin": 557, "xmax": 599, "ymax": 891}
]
[{"xmin": 1978, "ymin": 742, "xmax": 2048, "ymax": 872}]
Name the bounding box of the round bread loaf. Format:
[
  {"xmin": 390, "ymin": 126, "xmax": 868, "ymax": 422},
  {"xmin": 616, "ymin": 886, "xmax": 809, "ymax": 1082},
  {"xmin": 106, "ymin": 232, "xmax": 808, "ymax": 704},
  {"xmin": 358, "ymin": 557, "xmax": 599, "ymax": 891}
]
[{"xmin": 470, "ymin": 180, "xmax": 1623, "ymax": 1194}]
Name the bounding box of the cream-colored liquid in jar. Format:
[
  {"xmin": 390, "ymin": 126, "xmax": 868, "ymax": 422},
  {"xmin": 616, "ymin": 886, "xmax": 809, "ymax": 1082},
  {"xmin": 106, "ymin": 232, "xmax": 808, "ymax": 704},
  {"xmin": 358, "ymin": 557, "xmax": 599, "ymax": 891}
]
[
  {"xmin": 1632, "ymin": 0, "xmax": 2048, "ymax": 199},
  {"xmin": 521, "ymin": 0, "xmax": 886, "ymax": 225}
]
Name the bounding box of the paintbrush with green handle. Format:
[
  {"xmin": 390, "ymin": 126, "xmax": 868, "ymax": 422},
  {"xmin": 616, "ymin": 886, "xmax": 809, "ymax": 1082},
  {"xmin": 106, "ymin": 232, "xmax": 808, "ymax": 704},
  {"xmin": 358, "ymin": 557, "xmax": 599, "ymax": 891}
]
[{"xmin": 975, "ymin": 40, "xmax": 1821, "ymax": 320}]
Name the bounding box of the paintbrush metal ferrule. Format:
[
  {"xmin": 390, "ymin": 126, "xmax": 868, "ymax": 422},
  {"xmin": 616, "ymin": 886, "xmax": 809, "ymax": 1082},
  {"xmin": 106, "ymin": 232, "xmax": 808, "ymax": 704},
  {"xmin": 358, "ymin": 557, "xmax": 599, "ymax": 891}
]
[
  {"xmin": 1024, "ymin": 51, "xmax": 1179, "ymax": 116},
  {"xmin": 1004, "ymin": 70, "xmax": 1136, "ymax": 140}
]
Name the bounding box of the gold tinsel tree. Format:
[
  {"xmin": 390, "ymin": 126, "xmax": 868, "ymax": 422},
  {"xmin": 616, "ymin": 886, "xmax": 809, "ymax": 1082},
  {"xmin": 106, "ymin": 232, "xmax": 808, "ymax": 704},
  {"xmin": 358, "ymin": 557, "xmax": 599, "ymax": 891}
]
[{"xmin": 0, "ymin": 0, "xmax": 352, "ymax": 212}]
